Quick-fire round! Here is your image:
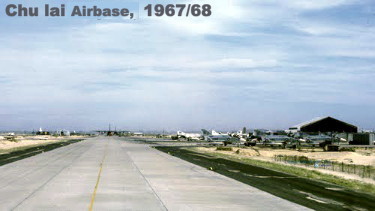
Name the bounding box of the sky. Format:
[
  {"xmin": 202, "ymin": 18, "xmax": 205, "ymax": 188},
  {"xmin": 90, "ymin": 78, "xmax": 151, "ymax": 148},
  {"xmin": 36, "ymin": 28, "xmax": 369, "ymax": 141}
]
[{"xmin": 0, "ymin": 0, "xmax": 374, "ymax": 132}]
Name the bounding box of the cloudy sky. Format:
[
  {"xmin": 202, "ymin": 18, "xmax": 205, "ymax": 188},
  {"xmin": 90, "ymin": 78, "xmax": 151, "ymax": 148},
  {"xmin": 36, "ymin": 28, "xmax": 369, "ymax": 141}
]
[{"xmin": 0, "ymin": 0, "xmax": 374, "ymax": 131}]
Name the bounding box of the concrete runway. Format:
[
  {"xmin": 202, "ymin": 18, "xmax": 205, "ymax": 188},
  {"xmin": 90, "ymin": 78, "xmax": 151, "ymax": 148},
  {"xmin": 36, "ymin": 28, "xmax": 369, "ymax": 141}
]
[{"xmin": 0, "ymin": 137, "xmax": 308, "ymax": 210}]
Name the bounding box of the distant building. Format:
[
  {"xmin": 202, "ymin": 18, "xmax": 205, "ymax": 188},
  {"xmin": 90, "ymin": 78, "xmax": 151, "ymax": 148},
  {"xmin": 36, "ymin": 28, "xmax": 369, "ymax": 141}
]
[
  {"xmin": 133, "ymin": 132, "xmax": 144, "ymax": 136},
  {"xmin": 288, "ymin": 116, "xmax": 358, "ymax": 133},
  {"xmin": 56, "ymin": 130, "xmax": 70, "ymax": 136},
  {"xmin": 36, "ymin": 127, "xmax": 50, "ymax": 135}
]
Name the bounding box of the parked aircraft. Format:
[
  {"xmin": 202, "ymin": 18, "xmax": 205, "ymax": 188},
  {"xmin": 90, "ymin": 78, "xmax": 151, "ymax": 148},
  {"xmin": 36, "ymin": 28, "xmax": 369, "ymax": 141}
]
[
  {"xmin": 231, "ymin": 127, "xmax": 249, "ymax": 141},
  {"xmin": 290, "ymin": 133, "xmax": 347, "ymax": 149},
  {"xmin": 201, "ymin": 129, "xmax": 238, "ymax": 145},
  {"xmin": 299, "ymin": 135, "xmax": 332, "ymax": 147},
  {"xmin": 263, "ymin": 135, "xmax": 291, "ymax": 147},
  {"xmin": 252, "ymin": 129, "xmax": 273, "ymax": 137},
  {"xmin": 211, "ymin": 130, "xmax": 229, "ymax": 135},
  {"xmin": 177, "ymin": 131, "xmax": 203, "ymax": 141}
]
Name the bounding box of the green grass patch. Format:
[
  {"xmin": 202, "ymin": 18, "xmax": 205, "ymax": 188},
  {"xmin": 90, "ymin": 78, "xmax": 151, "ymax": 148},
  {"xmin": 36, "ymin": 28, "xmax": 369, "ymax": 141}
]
[
  {"xmin": 216, "ymin": 146, "xmax": 233, "ymax": 151},
  {"xmin": 339, "ymin": 147, "xmax": 356, "ymax": 152}
]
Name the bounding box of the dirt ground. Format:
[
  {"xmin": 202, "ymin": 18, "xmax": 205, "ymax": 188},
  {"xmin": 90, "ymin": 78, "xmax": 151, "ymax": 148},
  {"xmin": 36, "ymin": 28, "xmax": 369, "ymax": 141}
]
[
  {"xmin": 194, "ymin": 146, "xmax": 375, "ymax": 184},
  {"xmin": 0, "ymin": 135, "xmax": 86, "ymax": 151}
]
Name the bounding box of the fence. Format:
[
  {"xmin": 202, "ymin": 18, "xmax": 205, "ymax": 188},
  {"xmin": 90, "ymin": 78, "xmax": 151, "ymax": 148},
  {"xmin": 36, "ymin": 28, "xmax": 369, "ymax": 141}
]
[{"xmin": 274, "ymin": 155, "xmax": 375, "ymax": 180}]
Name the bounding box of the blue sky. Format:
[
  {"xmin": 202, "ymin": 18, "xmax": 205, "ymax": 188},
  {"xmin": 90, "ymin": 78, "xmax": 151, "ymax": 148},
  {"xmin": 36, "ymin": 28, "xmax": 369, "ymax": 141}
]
[{"xmin": 0, "ymin": 0, "xmax": 374, "ymax": 131}]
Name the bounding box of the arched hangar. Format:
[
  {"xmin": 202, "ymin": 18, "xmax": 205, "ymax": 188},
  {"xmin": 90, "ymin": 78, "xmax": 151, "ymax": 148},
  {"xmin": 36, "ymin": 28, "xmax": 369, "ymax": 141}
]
[{"xmin": 289, "ymin": 116, "xmax": 358, "ymax": 133}]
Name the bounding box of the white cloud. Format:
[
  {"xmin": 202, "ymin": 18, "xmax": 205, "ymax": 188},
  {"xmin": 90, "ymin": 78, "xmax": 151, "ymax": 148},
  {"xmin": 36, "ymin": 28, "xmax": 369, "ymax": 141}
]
[{"xmin": 284, "ymin": 0, "xmax": 358, "ymax": 10}]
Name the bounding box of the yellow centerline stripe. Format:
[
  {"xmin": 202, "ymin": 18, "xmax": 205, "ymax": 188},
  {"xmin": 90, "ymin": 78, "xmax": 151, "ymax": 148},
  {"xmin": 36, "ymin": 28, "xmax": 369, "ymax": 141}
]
[{"xmin": 88, "ymin": 143, "xmax": 108, "ymax": 211}]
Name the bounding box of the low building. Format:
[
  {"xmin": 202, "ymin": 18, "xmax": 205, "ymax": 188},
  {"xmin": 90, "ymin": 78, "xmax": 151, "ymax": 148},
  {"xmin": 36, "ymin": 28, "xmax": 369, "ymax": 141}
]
[
  {"xmin": 56, "ymin": 130, "xmax": 70, "ymax": 136},
  {"xmin": 351, "ymin": 133, "xmax": 374, "ymax": 145},
  {"xmin": 133, "ymin": 132, "xmax": 144, "ymax": 136},
  {"xmin": 288, "ymin": 116, "xmax": 358, "ymax": 133}
]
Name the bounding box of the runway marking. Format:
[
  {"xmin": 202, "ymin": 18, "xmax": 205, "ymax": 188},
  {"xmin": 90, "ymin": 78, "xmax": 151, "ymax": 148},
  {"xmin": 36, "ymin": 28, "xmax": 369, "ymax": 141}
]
[
  {"xmin": 325, "ymin": 187, "xmax": 344, "ymax": 191},
  {"xmin": 88, "ymin": 143, "xmax": 108, "ymax": 211},
  {"xmin": 243, "ymin": 173, "xmax": 296, "ymax": 179},
  {"xmin": 306, "ymin": 196, "xmax": 328, "ymax": 204},
  {"xmin": 296, "ymin": 190, "xmax": 345, "ymax": 206}
]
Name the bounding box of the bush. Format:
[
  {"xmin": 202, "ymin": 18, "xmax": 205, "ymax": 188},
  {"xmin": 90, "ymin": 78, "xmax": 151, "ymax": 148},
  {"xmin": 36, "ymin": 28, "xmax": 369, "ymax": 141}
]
[
  {"xmin": 298, "ymin": 156, "xmax": 309, "ymax": 162},
  {"xmin": 5, "ymin": 136, "xmax": 18, "ymax": 142},
  {"xmin": 339, "ymin": 148, "xmax": 356, "ymax": 152},
  {"xmin": 216, "ymin": 146, "xmax": 233, "ymax": 151}
]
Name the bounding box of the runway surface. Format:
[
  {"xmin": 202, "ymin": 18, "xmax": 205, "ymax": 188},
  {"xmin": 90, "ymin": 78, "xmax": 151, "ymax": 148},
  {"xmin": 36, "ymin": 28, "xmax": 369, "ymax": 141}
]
[{"xmin": 0, "ymin": 137, "xmax": 308, "ymax": 210}]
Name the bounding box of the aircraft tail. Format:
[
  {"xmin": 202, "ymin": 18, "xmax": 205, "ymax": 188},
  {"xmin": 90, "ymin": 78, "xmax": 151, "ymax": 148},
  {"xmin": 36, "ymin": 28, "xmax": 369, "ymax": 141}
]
[
  {"xmin": 201, "ymin": 129, "xmax": 211, "ymax": 135},
  {"xmin": 177, "ymin": 131, "xmax": 185, "ymax": 136},
  {"xmin": 211, "ymin": 130, "xmax": 220, "ymax": 135}
]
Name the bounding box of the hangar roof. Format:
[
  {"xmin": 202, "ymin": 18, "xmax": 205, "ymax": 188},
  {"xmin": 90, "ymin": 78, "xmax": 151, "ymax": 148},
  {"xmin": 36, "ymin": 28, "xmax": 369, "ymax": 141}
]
[{"xmin": 291, "ymin": 116, "xmax": 357, "ymax": 130}]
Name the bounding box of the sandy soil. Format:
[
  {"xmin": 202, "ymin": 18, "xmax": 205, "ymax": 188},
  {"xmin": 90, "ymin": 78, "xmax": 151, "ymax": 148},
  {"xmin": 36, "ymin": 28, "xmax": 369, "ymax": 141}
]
[
  {"xmin": 196, "ymin": 147, "xmax": 375, "ymax": 166},
  {"xmin": 194, "ymin": 146, "xmax": 375, "ymax": 185},
  {"xmin": 0, "ymin": 135, "xmax": 86, "ymax": 151}
]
